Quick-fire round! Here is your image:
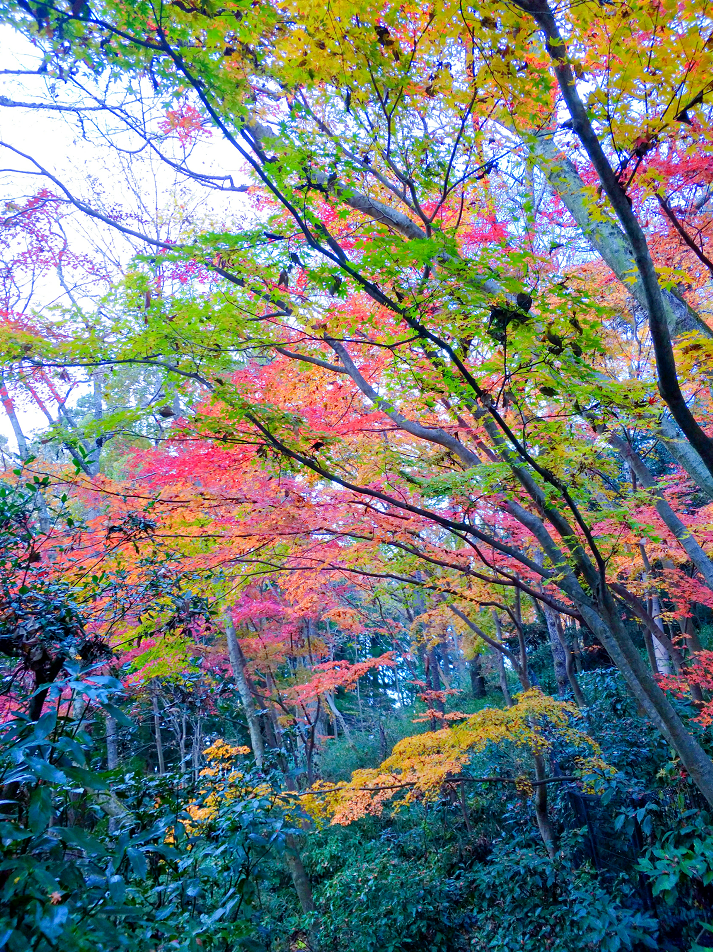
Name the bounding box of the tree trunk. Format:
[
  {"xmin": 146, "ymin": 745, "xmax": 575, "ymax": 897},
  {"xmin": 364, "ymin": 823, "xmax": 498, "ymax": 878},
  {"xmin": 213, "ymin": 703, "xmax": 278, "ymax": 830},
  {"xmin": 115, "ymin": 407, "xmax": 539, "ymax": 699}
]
[
  {"xmin": 543, "ymin": 604, "xmax": 569, "ymax": 697},
  {"xmin": 325, "ymin": 691, "xmax": 355, "ymax": 748},
  {"xmin": 192, "ymin": 715, "xmax": 203, "ymax": 780},
  {"xmin": 557, "ymin": 623, "xmax": 586, "ymax": 707},
  {"xmin": 639, "ymin": 543, "xmax": 673, "ymax": 674},
  {"xmin": 650, "ymin": 593, "xmax": 673, "ymax": 676},
  {"xmin": 513, "ymin": 506, "xmax": 713, "ymax": 807},
  {"xmin": 677, "ymin": 616, "xmax": 705, "ymax": 704},
  {"xmin": 493, "ymin": 610, "xmax": 530, "ymax": 690},
  {"xmin": 533, "ymin": 754, "xmax": 557, "ymax": 859},
  {"xmin": 469, "ymin": 654, "xmax": 486, "ymax": 699},
  {"xmin": 580, "ymin": 595, "xmax": 713, "ymax": 808},
  {"xmin": 427, "ymin": 646, "xmax": 445, "ymax": 711},
  {"xmin": 105, "ymin": 714, "xmax": 120, "ymax": 834},
  {"xmin": 106, "ymin": 715, "xmax": 118, "ymax": 770},
  {"xmin": 0, "ymin": 373, "xmax": 29, "ymax": 460},
  {"xmin": 151, "ymin": 690, "xmax": 165, "ymax": 775},
  {"xmin": 284, "ymin": 832, "xmax": 318, "ymax": 942},
  {"xmin": 226, "ymin": 615, "xmax": 265, "ymax": 768},
  {"xmin": 643, "ymin": 626, "xmax": 659, "ymax": 674},
  {"xmin": 494, "ymin": 647, "xmax": 513, "ymax": 707},
  {"xmin": 179, "ymin": 712, "xmax": 187, "ymax": 773},
  {"xmin": 542, "ymin": 603, "xmax": 585, "ymax": 706}
]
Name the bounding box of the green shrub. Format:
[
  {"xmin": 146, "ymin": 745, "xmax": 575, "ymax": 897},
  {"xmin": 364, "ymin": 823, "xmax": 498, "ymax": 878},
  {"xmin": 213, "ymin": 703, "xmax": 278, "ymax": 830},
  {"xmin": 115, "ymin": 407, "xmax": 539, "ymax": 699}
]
[{"xmin": 469, "ymin": 838, "xmax": 659, "ymax": 952}]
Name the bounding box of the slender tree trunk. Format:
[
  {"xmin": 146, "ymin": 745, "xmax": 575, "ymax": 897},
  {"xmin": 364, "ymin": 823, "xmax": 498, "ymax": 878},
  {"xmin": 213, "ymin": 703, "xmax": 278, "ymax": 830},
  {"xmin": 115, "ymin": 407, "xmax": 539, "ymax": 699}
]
[
  {"xmin": 106, "ymin": 715, "xmax": 118, "ymax": 770},
  {"xmin": 494, "ymin": 647, "xmax": 513, "ymax": 707},
  {"xmin": 0, "ymin": 374, "xmax": 28, "ymax": 460},
  {"xmin": 179, "ymin": 712, "xmax": 187, "ymax": 774},
  {"xmin": 533, "ymin": 754, "xmax": 557, "ymax": 859},
  {"xmin": 379, "ymin": 720, "xmax": 388, "ymax": 759},
  {"xmin": 192, "ymin": 716, "xmax": 203, "ymax": 780},
  {"xmin": 650, "ymin": 592, "xmax": 673, "ymax": 676},
  {"xmin": 151, "ymin": 690, "xmax": 165, "ymax": 775},
  {"xmin": 678, "ymin": 614, "xmax": 703, "ymax": 654},
  {"xmin": 557, "ymin": 622, "xmax": 586, "ymax": 707},
  {"xmin": 264, "ymin": 670, "xmax": 291, "ymax": 771},
  {"xmin": 427, "ymin": 647, "xmax": 445, "ymax": 711},
  {"xmin": 676, "ymin": 615, "xmax": 705, "ymax": 704},
  {"xmin": 325, "ymin": 691, "xmax": 355, "ymax": 747},
  {"xmin": 640, "ymin": 543, "xmax": 673, "ymax": 674},
  {"xmin": 493, "ymin": 611, "xmax": 530, "ymax": 690},
  {"xmin": 226, "ymin": 615, "xmax": 265, "ymax": 768},
  {"xmin": 230, "ymin": 634, "xmax": 318, "ymax": 926},
  {"xmin": 643, "ymin": 625, "xmax": 659, "ymax": 674},
  {"xmin": 541, "ymin": 603, "xmax": 585, "ymax": 706},
  {"xmin": 535, "ymin": 550, "xmax": 584, "ymax": 703},
  {"xmin": 469, "ymin": 655, "xmax": 486, "ymax": 699},
  {"xmin": 570, "ymin": 623, "xmax": 584, "ymax": 674},
  {"xmin": 105, "ymin": 714, "xmax": 120, "ymax": 834}
]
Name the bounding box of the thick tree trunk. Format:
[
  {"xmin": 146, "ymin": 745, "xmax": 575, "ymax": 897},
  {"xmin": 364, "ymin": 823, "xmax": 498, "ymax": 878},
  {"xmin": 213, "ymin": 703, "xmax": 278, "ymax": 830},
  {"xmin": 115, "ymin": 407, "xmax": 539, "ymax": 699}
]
[
  {"xmin": 512, "ymin": 502, "xmax": 713, "ymax": 806},
  {"xmin": 284, "ymin": 832, "xmax": 318, "ymax": 943},
  {"xmin": 543, "ymin": 605, "xmax": 569, "ymax": 697},
  {"xmin": 528, "ymin": 132, "xmax": 711, "ymax": 340},
  {"xmin": 658, "ymin": 415, "xmax": 713, "ymax": 502},
  {"xmin": 609, "ymin": 433, "xmax": 713, "ymax": 591},
  {"xmin": 580, "ymin": 596, "xmax": 713, "ymax": 808}
]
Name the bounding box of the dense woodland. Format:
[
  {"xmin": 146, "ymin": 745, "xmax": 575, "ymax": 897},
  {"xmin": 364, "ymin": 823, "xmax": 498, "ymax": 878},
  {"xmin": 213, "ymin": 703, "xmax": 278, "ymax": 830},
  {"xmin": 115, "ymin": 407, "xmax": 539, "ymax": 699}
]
[{"xmin": 1, "ymin": 0, "xmax": 713, "ymax": 948}]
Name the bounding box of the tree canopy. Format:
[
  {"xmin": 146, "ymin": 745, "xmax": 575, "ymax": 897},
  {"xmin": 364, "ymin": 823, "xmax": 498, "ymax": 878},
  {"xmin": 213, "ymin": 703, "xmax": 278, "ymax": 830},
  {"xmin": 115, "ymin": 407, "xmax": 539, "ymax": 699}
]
[{"xmin": 1, "ymin": 0, "xmax": 713, "ymax": 948}]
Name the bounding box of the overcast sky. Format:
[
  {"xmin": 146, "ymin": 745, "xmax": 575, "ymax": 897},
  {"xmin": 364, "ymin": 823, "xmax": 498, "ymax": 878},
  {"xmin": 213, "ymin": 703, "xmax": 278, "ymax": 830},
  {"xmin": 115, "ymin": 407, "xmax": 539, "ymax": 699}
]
[{"xmin": 1, "ymin": 25, "xmax": 253, "ymax": 454}]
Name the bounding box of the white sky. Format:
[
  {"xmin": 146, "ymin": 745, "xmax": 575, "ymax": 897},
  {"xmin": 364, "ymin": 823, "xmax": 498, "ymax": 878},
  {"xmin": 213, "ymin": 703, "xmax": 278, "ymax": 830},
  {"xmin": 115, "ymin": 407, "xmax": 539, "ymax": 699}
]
[{"xmin": 1, "ymin": 25, "xmax": 254, "ymax": 453}]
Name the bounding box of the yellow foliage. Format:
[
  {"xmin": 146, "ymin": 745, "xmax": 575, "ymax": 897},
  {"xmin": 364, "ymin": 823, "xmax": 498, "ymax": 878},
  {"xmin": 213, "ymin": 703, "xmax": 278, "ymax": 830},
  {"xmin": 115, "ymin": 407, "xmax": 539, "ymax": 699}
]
[
  {"xmin": 303, "ymin": 690, "xmax": 601, "ymax": 825},
  {"xmin": 202, "ymin": 740, "xmax": 251, "ymax": 761},
  {"xmin": 183, "ymin": 739, "xmax": 273, "ymax": 834}
]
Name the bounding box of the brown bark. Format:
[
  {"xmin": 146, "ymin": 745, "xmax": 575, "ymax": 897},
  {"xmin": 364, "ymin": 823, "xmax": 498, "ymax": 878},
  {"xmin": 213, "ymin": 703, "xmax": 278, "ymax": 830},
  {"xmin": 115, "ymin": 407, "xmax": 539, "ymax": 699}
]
[
  {"xmin": 581, "ymin": 594, "xmax": 713, "ymax": 808},
  {"xmin": 533, "ymin": 754, "xmax": 557, "ymax": 859},
  {"xmin": 226, "ymin": 615, "xmax": 265, "ymax": 768},
  {"xmin": 284, "ymin": 832, "xmax": 318, "ymax": 942},
  {"xmin": 494, "ymin": 646, "xmax": 513, "ymax": 708},
  {"xmin": 544, "ymin": 606, "xmax": 585, "ymax": 706}
]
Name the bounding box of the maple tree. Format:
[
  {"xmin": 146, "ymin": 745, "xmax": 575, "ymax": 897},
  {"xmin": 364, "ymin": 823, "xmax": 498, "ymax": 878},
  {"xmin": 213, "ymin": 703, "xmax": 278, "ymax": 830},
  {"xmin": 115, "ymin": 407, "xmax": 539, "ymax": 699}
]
[{"xmin": 1, "ymin": 0, "xmax": 713, "ymax": 948}]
